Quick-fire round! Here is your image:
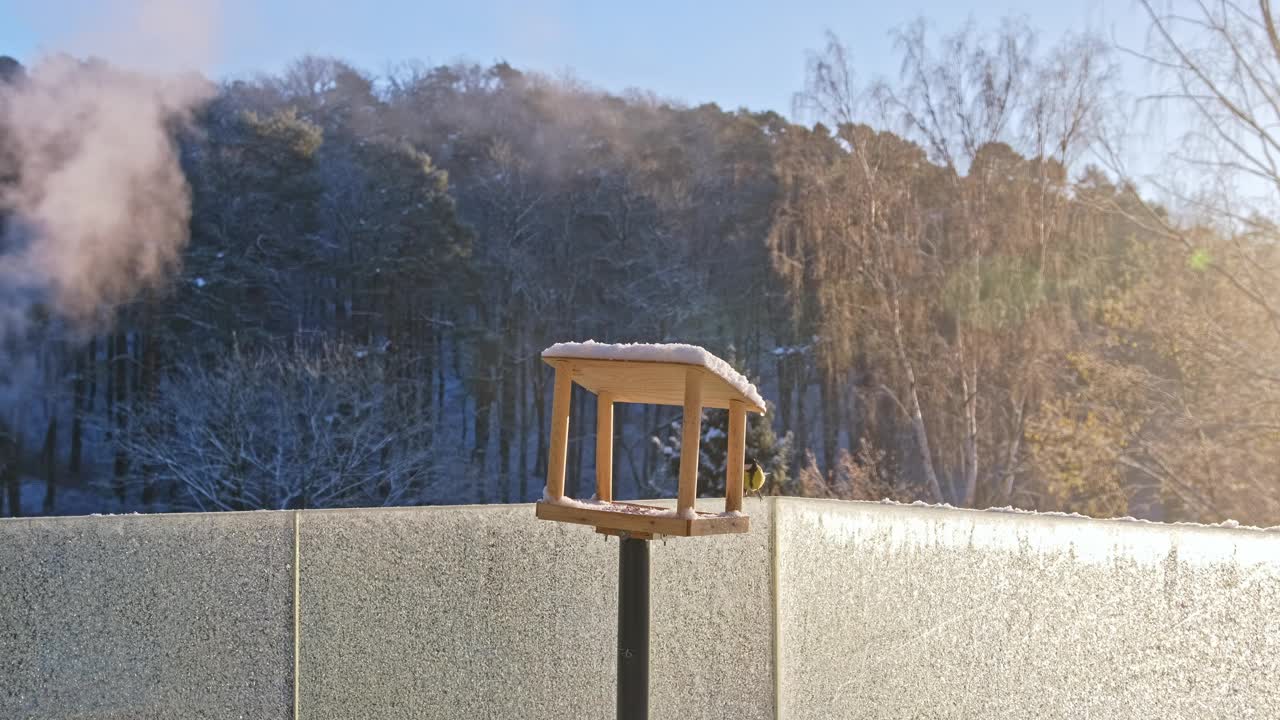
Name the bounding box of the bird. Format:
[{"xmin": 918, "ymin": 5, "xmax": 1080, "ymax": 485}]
[{"xmin": 744, "ymin": 456, "xmax": 767, "ymax": 496}]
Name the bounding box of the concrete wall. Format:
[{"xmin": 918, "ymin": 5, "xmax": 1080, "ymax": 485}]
[
  {"xmin": 777, "ymin": 499, "xmax": 1280, "ymax": 720},
  {"xmin": 296, "ymin": 502, "xmax": 773, "ymax": 720},
  {"xmin": 0, "ymin": 512, "xmax": 294, "ymax": 720},
  {"xmin": 2, "ymin": 498, "xmax": 1278, "ymax": 719}
]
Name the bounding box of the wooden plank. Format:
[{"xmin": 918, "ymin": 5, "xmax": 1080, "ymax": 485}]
[
  {"xmin": 677, "ymin": 367, "xmax": 703, "ymax": 516},
  {"xmin": 535, "ymin": 501, "xmax": 749, "ymax": 537},
  {"xmin": 537, "ymin": 501, "xmax": 688, "ymax": 536},
  {"xmin": 541, "ymin": 357, "xmax": 765, "ymax": 414},
  {"xmin": 595, "ymin": 527, "xmax": 654, "ymax": 540},
  {"xmin": 726, "ymin": 399, "xmax": 746, "ymax": 513},
  {"xmin": 687, "ymin": 513, "xmax": 749, "ymax": 536},
  {"xmin": 596, "ymin": 391, "xmax": 614, "ymax": 502},
  {"xmin": 546, "ymin": 362, "xmax": 573, "ymax": 501}
]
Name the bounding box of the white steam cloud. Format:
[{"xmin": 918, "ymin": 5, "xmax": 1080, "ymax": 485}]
[
  {"xmin": 0, "ymin": 0, "xmax": 220, "ymax": 411},
  {"xmin": 0, "ymin": 58, "xmax": 212, "ymax": 332}
]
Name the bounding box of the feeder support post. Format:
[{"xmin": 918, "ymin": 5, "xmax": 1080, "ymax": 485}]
[
  {"xmin": 617, "ymin": 537, "xmax": 650, "ymax": 720},
  {"xmin": 726, "ymin": 399, "xmax": 746, "ymax": 512},
  {"xmin": 596, "ymin": 391, "xmax": 614, "ymax": 502},
  {"xmin": 677, "ymin": 368, "xmax": 703, "ymax": 516},
  {"xmin": 547, "ymin": 362, "xmax": 573, "ymax": 501}
]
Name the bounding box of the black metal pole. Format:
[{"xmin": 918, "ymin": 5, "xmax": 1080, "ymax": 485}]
[{"xmin": 617, "ymin": 537, "xmax": 650, "ymax": 720}]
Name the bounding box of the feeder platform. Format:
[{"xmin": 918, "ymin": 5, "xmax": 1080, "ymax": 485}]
[{"xmin": 535, "ymin": 500, "xmax": 749, "ymax": 540}]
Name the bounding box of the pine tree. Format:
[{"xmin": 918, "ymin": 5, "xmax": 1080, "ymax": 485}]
[{"xmin": 654, "ymin": 360, "xmax": 793, "ymax": 497}]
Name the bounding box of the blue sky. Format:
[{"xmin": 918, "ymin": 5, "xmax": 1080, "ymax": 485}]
[{"xmin": 2, "ymin": 0, "xmax": 1150, "ymax": 116}]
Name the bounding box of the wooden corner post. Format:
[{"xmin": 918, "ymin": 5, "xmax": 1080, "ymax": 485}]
[
  {"xmin": 547, "ymin": 362, "xmax": 573, "ymax": 501},
  {"xmin": 726, "ymin": 399, "xmax": 746, "ymax": 512},
  {"xmin": 596, "ymin": 391, "xmax": 614, "ymax": 502},
  {"xmin": 677, "ymin": 367, "xmax": 703, "ymax": 516}
]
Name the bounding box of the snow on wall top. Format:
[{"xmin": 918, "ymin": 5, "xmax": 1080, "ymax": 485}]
[
  {"xmin": 541, "ymin": 340, "xmax": 766, "ymax": 411},
  {"xmin": 873, "ymin": 497, "xmax": 1280, "ymax": 533}
]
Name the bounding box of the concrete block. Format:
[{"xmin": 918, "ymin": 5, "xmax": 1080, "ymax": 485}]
[
  {"xmin": 298, "ymin": 498, "xmax": 773, "ymax": 720},
  {"xmin": 775, "ymin": 498, "xmax": 1280, "ymax": 720},
  {"xmin": 650, "ymin": 496, "xmax": 774, "ymax": 720},
  {"xmin": 298, "ymin": 504, "xmax": 616, "ymax": 719},
  {"xmin": 0, "ymin": 511, "xmax": 295, "ymax": 719}
]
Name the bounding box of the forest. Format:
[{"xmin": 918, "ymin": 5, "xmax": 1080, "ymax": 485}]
[{"xmin": 2, "ymin": 2, "xmax": 1279, "ymax": 526}]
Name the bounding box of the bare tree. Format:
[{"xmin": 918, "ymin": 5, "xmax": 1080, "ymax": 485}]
[
  {"xmin": 123, "ymin": 339, "xmax": 461, "ymax": 511},
  {"xmin": 782, "ymin": 23, "xmax": 1113, "ymax": 506},
  {"xmin": 1069, "ymin": 0, "xmax": 1280, "ymax": 522},
  {"xmin": 1122, "ymin": 0, "xmax": 1280, "ymax": 339}
]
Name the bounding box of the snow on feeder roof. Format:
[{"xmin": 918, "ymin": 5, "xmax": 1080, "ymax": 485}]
[
  {"xmin": 538, "ymin": 340, "xmax": 767, "ymax": 539},
  {"xmin": 541, "ymin": 340, "xmax": 766, "ymax": 414}
]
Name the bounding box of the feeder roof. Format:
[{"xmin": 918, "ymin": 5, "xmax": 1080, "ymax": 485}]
[{"xmin": 541, "ymin": 341, "xmax": 766, "ymax": 414}]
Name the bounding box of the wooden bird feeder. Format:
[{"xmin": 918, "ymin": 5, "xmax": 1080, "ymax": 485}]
[
  {"xmin": 535, "ymin": 341, "xmax": 769, "ymax": 720},
  {"xmin": 535, "ymin": 341, "xmax": 766, "ymax": 540}
]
